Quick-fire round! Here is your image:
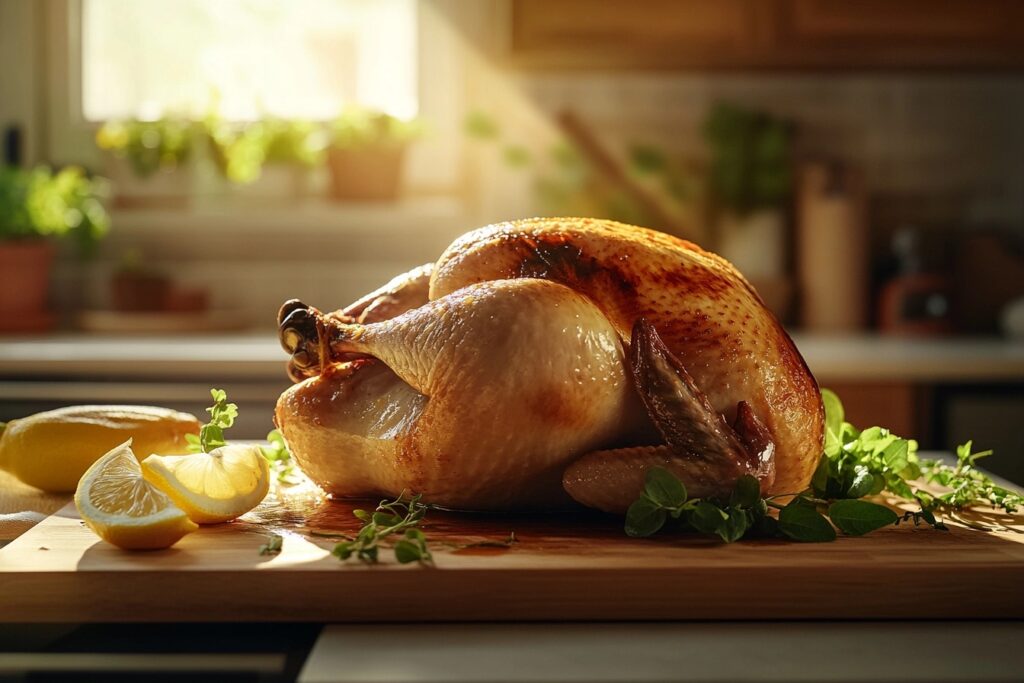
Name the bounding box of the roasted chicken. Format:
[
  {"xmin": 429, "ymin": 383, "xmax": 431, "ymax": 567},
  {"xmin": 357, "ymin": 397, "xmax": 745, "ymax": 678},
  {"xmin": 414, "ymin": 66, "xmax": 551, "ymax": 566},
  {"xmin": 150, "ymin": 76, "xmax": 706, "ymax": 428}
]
[{"xmin": 275, "ymin": 218, "xmax": 823, "ymax": 512}]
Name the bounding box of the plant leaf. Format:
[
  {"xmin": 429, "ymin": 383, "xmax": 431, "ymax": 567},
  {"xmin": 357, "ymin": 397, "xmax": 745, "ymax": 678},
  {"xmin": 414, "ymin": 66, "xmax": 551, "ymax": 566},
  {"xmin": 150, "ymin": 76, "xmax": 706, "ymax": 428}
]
[
  {"xmin": 625, "ymin": 497, "xmax": 668, "ymax": 538},
  {"xmin": 778, "ymin": 505, "xmax": 836, "ymax": 542},
  {"xmin": 821, "ymin": 388, "xmax": 844, "ymax": 456},
  {"xmin": 394, "ymin": 539, "xmax": 424, "ymax": 564},
  {"xmin": 643, "ymin": 468, "xmax": 687, "ymax": 508},
  {"xmin": 688, "ymin": 501, "xmax": 728, "ymax": 535},
  {"xmin": 844, "ymin": 465, "xmax": 876, "ymax": 499},
  {"xmin": 716, "ymin": 508, "xmax": 750, "ymax": 543},
  {"xmin": 730, "ymin": 475, "xmax": 761, "ymax": 509},
  {"xmin": 828, "ymin": 499, "xmax": 899, "ymax": 536}
]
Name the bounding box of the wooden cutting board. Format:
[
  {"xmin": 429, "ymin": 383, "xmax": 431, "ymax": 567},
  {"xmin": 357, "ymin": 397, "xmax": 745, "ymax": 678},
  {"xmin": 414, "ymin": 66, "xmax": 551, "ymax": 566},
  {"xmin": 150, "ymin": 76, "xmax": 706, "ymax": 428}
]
[{"xmin": 2, "ymin": 479, "xmax": 1023, "ymax": 623}]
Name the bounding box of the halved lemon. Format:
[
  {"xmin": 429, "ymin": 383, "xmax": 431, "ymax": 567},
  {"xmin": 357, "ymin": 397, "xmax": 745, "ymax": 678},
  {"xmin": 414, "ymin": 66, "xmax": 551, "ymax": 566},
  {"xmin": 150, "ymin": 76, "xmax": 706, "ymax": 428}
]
[
  {"xmin": 141, "ymin": 444, "xmax": 270, "ymax": 524},
  {"xmin": 75, "ymin": 440, "xmax": 197, "ymax": 550}
]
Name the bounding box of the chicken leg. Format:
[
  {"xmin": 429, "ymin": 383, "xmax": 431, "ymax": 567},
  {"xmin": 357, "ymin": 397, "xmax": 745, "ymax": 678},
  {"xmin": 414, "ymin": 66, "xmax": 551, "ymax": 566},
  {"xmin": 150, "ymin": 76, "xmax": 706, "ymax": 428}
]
[
  {"xmin": 280, "ymin": 263, "xmax": 433, "ymax": 381},
  {"xmin": 277, "ymin": 278, "xmax": 656, "ymax": 509}
]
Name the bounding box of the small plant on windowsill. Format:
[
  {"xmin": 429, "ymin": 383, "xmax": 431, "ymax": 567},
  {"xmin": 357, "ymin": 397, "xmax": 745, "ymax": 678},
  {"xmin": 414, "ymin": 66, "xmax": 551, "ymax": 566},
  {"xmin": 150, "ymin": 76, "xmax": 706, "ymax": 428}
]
[
  {"xmin": 95, "ymin": 117, "xmax": 202, "ymax": 206},
  {"xmin": 96, "ymin": 116, "xmax": 327, "ymax": 204},
  {"xmin": 205, "ymin": 117, "xmax": 327, "ymax": 198},
  {"xmin": 95, "ymin": 118, "xmax": 196, "ymax": 178},
  {"xmin": 0, "ymin": 165, "xmax": 110, "ymax": 332},
  {"xmin": 326, "ymin": 108, "xmax": 424, "ymax": 202}
]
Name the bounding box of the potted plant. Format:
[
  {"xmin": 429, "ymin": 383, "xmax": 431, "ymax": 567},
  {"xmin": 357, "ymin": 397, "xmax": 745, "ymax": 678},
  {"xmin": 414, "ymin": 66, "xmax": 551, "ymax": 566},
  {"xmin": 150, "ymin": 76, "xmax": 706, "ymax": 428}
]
[
  {"xmin": 206, "ymin": 118, "xmax": 326, "ymax": 200},
  {"xmin": 327, "ymin": 108, "xmax": 423, "ymax": 201},
  {"xmin": 110, "ymin": 249, "xmax": 171, "ymax": 312},
  {"xmin": 0, "ymin": 165, "xmax": 110, "ymax": 331},
  {"xmin": 703, "ymin": 103, "xmax": 793, "ymax": 284},
  {"xmin": 95, "ymin": 117, "xmax": 199, "ymax": 207}
]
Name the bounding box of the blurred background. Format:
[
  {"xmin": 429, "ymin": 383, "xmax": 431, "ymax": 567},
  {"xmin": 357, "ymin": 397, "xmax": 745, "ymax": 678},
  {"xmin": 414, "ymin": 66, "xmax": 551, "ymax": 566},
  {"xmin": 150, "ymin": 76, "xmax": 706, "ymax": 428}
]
[{"xmin": 1, "ymin": 0, "xmax": 1022, "ymax": 480}]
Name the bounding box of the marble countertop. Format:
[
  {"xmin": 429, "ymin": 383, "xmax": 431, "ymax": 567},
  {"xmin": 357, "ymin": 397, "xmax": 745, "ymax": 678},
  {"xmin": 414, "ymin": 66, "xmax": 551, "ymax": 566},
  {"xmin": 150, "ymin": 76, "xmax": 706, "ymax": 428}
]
[{"xmin": 0, "ymin": 332, "xmax": 1022, "ymax": 383}]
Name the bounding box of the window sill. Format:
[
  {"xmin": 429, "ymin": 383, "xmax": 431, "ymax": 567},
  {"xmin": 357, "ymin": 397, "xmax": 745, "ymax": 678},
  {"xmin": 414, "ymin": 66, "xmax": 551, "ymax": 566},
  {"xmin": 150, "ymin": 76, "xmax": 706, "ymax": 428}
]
[{"xmin": 108, "ymin": 195, "xmax": 474, "ymax": 236}]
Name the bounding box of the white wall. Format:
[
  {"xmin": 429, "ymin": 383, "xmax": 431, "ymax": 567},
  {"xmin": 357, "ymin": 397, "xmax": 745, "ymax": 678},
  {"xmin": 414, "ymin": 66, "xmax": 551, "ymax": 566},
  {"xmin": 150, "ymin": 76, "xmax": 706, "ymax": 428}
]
[{"xmin": 0, "ymin": 0, "xmax": 41, "ymax": 164}]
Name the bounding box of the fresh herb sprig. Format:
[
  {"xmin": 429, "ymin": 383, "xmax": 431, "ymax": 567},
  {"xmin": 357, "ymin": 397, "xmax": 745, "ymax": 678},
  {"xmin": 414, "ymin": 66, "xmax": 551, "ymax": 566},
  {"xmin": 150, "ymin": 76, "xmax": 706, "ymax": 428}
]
[
  {"xmin": 625, "ymin": 388, "xmax": 1021, "ymax": 544},
  {"xmin": 186, "ymin": 388, "xmax": 238, "ymax": 453},
  {"xmin": 259, "ymin": 533, "xmax": 283, "ymax": 556},
  {"xmin": 625, "ymin": 469, "xmax": 897, "ymax": 544},
  {"xmin": 332, "ymin": 493, "xmax": 433, "ymax": 565},
  {"xmin": 260, "ymin": 429, "xmax": 300, "ymax": 484},
  {"xmin": 817, "ymin": 389, "xmax": 1022, "ymax": 517},
  {"xmin": 919, "ymin": 441, "xmax": 1021, "ymax": 514}
]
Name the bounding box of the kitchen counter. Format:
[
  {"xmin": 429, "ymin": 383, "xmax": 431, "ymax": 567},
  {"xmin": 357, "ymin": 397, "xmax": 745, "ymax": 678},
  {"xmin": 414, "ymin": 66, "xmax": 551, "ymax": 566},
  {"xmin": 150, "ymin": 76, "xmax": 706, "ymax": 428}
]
[{"xmin": 1, "ymin": 333, "xmax": 1022, "ymax": 382}]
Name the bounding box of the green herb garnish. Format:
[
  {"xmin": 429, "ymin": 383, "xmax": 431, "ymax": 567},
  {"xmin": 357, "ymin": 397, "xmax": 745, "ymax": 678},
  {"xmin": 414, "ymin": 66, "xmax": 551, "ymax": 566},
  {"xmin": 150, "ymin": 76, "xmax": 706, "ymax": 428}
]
[
  {"xmin": 816, "ymin": 388, "xmax": 1022, "ymax": 517},
  {"xmin": 259, "ymin": 533, "xmax": 283, "ymax": 556},
  {"xmin": 332, "ymin": 493, "xmax": 433, "ymax": 565},
  {"xmin": 625, "ymin": 388, "xmax": 1020, "ymax": 543},
  {"xmin": 918, "ymin": 441, "xmax": 1021, "ymax": 514},
  {"xmin": 260, "ymin": 429, "xmax": 299, "ymax": 484},
  {"xmin": 186, "ymin": 388, "xmax": 238, "ymax": 453}
]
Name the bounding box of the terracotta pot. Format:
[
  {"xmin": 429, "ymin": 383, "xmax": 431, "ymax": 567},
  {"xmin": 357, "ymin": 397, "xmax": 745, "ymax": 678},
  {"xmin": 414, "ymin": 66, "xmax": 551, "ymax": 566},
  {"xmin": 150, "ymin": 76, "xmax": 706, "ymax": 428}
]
[
  {"xmin": 327, "ymin": 145, "xmax": 406, "ymax": 201},
  {"xmin": 0, "ymin": 239, "xmax": 55, "ymax": 315},
  {"xmin": 111, "ymin": 271, "xmax": 171, "ymax": 312}
]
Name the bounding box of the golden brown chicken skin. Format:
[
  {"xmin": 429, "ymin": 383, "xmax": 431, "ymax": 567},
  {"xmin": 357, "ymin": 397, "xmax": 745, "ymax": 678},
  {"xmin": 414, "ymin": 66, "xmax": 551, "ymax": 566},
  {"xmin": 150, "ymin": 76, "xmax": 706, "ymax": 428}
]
[{"xmin": 276, "ymin": 218, "xmax": 823, "ymax": 512}]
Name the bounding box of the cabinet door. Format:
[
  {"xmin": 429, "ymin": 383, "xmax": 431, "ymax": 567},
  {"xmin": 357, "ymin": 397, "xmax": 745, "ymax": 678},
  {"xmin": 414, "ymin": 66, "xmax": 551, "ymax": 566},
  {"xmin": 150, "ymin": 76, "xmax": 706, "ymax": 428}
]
[
  {"xmin": 775, "ymin": 0, "xmax": 1024, "ymax": 68},
  {"xmin": 822, "ymin": 381, "xmax": 925, "ymax": 442},
  {"xmin": 509, "ymin": 0, "xmax": 769, "ymax": 69},
  {"xmin": 506, "ymin": 0, "xmax": 1024, "ymax": 69}
]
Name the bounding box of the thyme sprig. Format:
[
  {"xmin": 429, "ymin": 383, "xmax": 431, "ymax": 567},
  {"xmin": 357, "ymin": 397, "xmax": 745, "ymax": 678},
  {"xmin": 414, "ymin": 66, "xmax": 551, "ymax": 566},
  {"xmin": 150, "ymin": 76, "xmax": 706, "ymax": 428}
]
[
  {"xmin": 332, "ymin": 493, "xmax": 433, "ymax": 565},
  {"xmin": 185, "ymin": 388, "xmax": 238, "ymax": 453}
]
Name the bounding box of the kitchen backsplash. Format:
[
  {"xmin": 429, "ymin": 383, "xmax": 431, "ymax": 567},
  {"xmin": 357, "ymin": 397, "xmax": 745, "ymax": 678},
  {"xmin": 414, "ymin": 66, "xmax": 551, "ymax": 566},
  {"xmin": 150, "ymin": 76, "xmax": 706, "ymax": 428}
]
[
  {"xmin": 515, "ymin": 73, "xmax": 1024, "ymax": 220},
  {"xmin": 48, "ymin": 199, "xmax": 479, "ymax": 329}
]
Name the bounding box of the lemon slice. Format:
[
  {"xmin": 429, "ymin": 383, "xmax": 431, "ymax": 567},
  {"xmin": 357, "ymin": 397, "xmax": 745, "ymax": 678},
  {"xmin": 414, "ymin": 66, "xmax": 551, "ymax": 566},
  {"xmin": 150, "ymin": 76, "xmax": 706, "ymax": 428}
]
[
  {"xmin": 141, "ymin": 444, "xmax": 270, "ymax": 524},
  {"xmin": 75, "ymin": 440, "xmax": 197, "ymax": 550}
]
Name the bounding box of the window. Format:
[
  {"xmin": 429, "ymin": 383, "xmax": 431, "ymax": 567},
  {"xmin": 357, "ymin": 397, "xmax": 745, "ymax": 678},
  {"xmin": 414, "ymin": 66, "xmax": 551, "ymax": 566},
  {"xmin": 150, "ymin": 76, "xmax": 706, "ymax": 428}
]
[{"xmin": 81, "ymin": 0, "xmax": 417, "ymax": 121}]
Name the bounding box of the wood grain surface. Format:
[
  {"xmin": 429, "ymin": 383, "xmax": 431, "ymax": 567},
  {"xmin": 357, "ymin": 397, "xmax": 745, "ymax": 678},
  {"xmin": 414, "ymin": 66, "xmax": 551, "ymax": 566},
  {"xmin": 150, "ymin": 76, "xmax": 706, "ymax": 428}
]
[{"xmin": 1, "ymin": 480, "xmax": 1022, "ymax": 623}]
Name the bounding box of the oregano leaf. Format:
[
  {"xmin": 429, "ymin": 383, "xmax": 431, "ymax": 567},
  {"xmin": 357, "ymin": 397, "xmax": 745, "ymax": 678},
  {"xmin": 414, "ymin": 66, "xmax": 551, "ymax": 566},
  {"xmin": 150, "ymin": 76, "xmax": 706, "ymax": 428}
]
[
  {"xmin": 778, "ymin": 505, "xmax": 836, "ymax": 542},
  {"xmin": 625, "ymin": 497, "xmax": 668, "ymax": 538},
  {"xmin": 643, "ymin": 468, "xmax": 687, "ymax": 509},
  {"xmin": 828, "ymin": 499, "xmax": 899, "ymax": 536}
]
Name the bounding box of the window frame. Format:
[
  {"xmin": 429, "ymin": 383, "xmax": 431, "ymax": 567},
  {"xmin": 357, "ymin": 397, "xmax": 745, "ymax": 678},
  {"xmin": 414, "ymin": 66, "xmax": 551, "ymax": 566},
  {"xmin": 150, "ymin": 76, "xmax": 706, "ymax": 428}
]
[{"xmin": 40, "ymin": 0, "xmax": 467, "ymax": 197}]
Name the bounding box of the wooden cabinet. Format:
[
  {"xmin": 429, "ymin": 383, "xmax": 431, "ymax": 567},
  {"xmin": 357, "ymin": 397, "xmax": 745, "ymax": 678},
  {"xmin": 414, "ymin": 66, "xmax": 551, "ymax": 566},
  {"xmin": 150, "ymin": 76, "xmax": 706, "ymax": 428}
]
[
  {"xmin": 510, "ymin": 0, "xmax": 771, "ymax": 69},
  {"xmin": 823, "ymin": 381, "xmax": 926, "ymax": 441},
  {"xmin": 507, "ymin": 0, "xmax": 1024, "ymax": 69}
]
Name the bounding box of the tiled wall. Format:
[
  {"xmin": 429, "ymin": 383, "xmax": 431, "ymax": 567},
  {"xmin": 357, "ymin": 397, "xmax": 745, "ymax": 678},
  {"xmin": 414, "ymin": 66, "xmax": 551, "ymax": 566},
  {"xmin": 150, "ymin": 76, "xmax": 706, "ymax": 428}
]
[
  {"xmin": 511, "ymin": 73, "xmax": 1024, "ymax": 224},
  {"xmin": 50, "ymin": 199, "xmax": 479, "ymax": 329}
]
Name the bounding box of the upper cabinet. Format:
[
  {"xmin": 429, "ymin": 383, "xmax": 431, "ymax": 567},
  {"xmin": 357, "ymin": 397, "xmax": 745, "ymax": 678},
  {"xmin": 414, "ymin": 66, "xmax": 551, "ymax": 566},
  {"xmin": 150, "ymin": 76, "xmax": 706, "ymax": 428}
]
[{"xmin": 507, "ymin": 0, "xmax": 1024, "ymax": 69}]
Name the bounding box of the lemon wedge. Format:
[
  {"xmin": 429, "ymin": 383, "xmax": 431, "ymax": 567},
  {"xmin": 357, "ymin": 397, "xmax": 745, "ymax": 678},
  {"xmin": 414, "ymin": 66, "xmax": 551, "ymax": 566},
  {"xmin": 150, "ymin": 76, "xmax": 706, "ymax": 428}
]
[
  {"xmin": 75, "ymin": 440, "xmax": 197, "ymax": 550},
  {"xmin": 141, "ymin": 444, "xmax": 270, "ymax": 524}
]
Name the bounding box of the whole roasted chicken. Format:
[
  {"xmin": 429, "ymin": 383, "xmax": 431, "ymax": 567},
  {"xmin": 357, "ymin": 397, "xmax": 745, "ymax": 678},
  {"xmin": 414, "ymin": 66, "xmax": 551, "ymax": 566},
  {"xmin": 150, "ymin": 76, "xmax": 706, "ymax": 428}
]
[{"xmin": 275, "ymin": 218, "xmax": 823, "ymax": 512}]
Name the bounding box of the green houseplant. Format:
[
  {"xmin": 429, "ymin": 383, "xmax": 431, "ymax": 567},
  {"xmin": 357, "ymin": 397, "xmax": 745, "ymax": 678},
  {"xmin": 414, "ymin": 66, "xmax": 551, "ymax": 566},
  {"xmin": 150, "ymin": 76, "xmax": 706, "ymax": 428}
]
[
  {"xmin": 97, "ymin": 116, "xmax": 327, "ymax": 202},
  {"xmin": 0, "ymin": 166, "xmax": 109, "ymax": 330},
  {"xmin": 327, "ymin": 108, "xmax": 423, "ymax": 201},
  {"xmin": 96, "ymin": 117, "xmax": 200, "ymax": 205},
  {"xmin": 95, "ymin": 118, "xmax": 195, "ymax": 178},
  {"xmin": 206, "ymin": 118, "xmax": 326, "ymax": 198},
  {"xmin": 702, "ymin": 103, "xmax": 794, "ymax": 315}
]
